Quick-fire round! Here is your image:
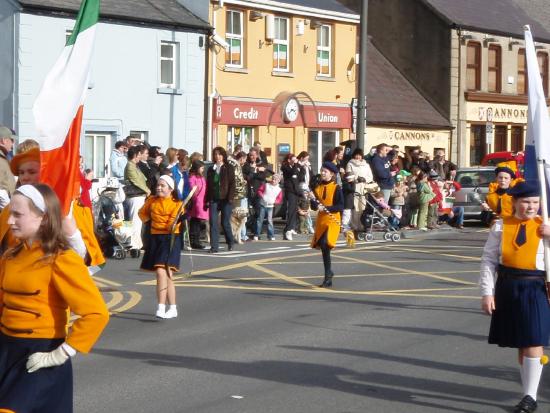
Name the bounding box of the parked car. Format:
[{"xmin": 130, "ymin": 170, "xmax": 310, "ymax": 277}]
[
  {"xmin": 481, "ymin": 151, "xmax": 524, "ymax": 177},
  {"xmin": 453, "ymin": 166, "xmax": 495, "ymax": 221}
]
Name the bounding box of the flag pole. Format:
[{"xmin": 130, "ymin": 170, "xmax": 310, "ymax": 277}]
[{"xmin": 537, "ymin": 160, "xmax": 550, "ymax": 288}]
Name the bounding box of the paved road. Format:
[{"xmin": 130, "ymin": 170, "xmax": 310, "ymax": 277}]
[{"xmin": 74, "ymin": 225, "xmax": 550, "ymax": 413}]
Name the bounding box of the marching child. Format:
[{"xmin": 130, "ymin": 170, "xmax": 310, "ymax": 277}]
[
  {"xmin": 139, "ymin": 175, "xmax": 183, "ymax": 319},
  {"xmin": 309, "ymin": 162, "xmax": 344, "ymax": 288},
  {"xmin": 480, "ymin": 181, "xmax": 550, "ymax": 413},
  {"xmin": 254, "ymin": 174, "xmax": 283, "ymax": 240},
  {"xmin": 0, "ymin": 184, "xmax": 109, "ymax": 412}
]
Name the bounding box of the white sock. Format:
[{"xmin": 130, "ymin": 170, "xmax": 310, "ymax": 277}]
[
  {"xmin": 157, "ymin": 304, "xmax": 166, "ymax": 313},
  {"xmin": 522, "ymin": 356, "xmax": 543, "ymax": 400},
  {"xmin": 169, "ymin": 305, "xmax": 177, "ymax": 311}
]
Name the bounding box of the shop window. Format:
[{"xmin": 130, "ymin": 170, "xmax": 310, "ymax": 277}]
[
  {"xmin": 227, "ymin": 126, "xmax": 254, "ymax": 154},
  {"xmin": 488, "ymin": 45, "xmax": 501, "ymax": 93},
  {"xmin": 308, "ymin": 130, "xmax": 339, "ymax": 174},
  {"xmin": 160, "ymin": 41, "xmax": 178, "ymax": 88},
  {"xmin": 226, "ymin": 10, "xmax": 244, "ymax": 67},
  {"xmin": 538, "ymin": 52, "xmax": 549, "ymax": 97},
  {"xmin": 511, "ymin": 126, "xmax": 524, "ymax": 152},
  {"xmin": 494, "ymin": 125, "xmax": 507, "ymax": 152},
  {"xmin": 129, "ymin": 131, "xmax": 149, "ymax": 143},
  {"xmin": 469, "ymin": 125, "xmax": 485, "ymax": 166},
  {"xmin": 273, "ymin": 17, "xmax": 290, "ymax": 71},
  {"xmin": 316, "ymin": 25, "xmax": 332, "ymax": 77},
  {"xmin": 466, "ymin": 42, "xmax": 481, "ymax": 91},
  {"xmin": 85, "ymin": 132, "xmax": 112, "ymax": 178},
  {"xmin": 518, "ymin": 49, "xmax": 527, "ymax": 95}
]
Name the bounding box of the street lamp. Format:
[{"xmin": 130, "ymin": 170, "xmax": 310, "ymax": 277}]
[{"xmin": 355, "ymin": 0, "xmax": 368, "ymax": 153}]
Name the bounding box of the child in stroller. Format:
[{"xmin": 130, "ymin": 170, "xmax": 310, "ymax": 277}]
[
  {"xmin": 94, "ymin": 178, "xmax": 136, "ymax": 259},
  {"xmin": 355, "ymin": 190, "xmax": 401, "ymax": 242}
]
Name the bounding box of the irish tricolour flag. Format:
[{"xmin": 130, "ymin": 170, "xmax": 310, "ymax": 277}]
[{"xmin": 33, "ymin": 0, "xmax": 99, "ymax": 215}]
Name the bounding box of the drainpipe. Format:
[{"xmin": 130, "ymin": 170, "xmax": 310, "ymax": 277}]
[{"xmin": 206, "ymin": 4, "xmax": 218, "ymax": 161}]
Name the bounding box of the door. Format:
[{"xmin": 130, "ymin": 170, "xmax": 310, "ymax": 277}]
[
  {"xmin": 494, "ymin": 125, "xmax": 507, "ymax": 152},
  {"xmin": 511, "ymin": 126, "xmax": 524, "ymax": 152},
  {"xmin": 308, "ymin": 130, "xmax": 339, "ymax": 174},
  {"xmin": 84, "ymin": 133, "xmax": 112, "ymax": 178}
]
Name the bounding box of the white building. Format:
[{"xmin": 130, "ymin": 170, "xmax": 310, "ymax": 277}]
[{"xmin": 0, "ymin": 0, "xmax": 210, "ymax": 177}]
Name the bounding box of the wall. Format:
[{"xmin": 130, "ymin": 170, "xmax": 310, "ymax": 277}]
[
  {"xmin": 16, "ymin": 13, "xmax": 206, "ymax": 152},
  {"xmin": 0, "ymin": 0, "xmax": 16, "ymax": 127},
  {"xmin": 211, "ymin": 5, "xmax": 358, "ymax": 104},
  {"xmin": 368, "ymin": 0, "xmax": 451, "ymax": 118}
]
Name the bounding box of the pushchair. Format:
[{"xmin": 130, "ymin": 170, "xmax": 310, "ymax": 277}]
[
  {"xmin": 353, "ymin": 185, "xmax": 401, "ymax": 242},
  {"xmin": 93, "ymin": 180, "xmax": 137, "ymax": 259}
]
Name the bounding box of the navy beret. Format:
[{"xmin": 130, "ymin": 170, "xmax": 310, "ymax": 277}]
[
  {"xmin": 321, "ymin": 161, "xmax": 339, "ymax": 175},
  {"xmin": 495, "ymin": 166, "xmax": 516, "ymax": 179},
  {"xmin": 507, "ymin": 180, "xmax": 540, "ymax": 198}
]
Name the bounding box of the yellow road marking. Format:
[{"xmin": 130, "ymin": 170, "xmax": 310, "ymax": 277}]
[
  {"xmin": 110, "ymin": 291, "xmax": 142, "ymax": 314},
  {"xmin": 332, "ymin": 253, "xmax": 477, "ymax": 286},
  {"xmin": 175, "ymin": 283, "xmax": 478, "ymax": 299},
  {"xmin": 248, "ymin": 263, "xmax": 316, "ymax": 288},
  {"xmin": 104, "ymin": 291, "xmax": 124, "ymax": 309},
  {"xmin": 383, "ymin": 247, "xmax": 481, "ymax": 261},
  {"xmin": 94, "ymin": 276, "xmax": 122, "ymax": 287}
]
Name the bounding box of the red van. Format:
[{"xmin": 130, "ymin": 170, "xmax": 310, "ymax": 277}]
[{"xmin": 481, "ymin": 151, "xmax": 524, "ymax": 177}]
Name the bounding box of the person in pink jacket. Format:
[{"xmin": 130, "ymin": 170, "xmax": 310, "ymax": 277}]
[{"xmin": 188, "ymin": 161, "xmax": 208, "ymax": 249}]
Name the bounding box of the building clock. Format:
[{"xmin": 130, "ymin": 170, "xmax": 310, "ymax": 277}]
[{"xmin": 283, "ymin": 97, "xmax": 299, "ymax": 123}]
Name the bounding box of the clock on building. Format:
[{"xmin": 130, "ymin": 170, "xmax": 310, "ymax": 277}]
[{"xmin": 283, "ymin": 97, "xmax": 299, "ymax": 123}]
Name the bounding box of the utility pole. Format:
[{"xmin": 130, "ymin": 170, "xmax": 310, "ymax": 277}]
[{"xmin": 355, "ymin": 0, "xmax": 368, "ymax": 152}]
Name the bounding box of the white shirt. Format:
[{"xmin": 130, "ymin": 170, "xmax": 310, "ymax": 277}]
[{"xmin": 479, "ymin": 219, "xmax": 545, "ymax": 296}]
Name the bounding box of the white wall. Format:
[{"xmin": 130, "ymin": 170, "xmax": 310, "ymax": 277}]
[
  {"xmin": 16, "ymin": 13, "xmax": 207, "ymax": 153},
  {"xmin": 0, "ymin": 0, "xmax": 16, "ymax": 127}
]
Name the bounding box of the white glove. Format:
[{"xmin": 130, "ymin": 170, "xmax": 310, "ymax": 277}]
[{"xmin": 26, "ymin": 345, "xmax": 70, "ymax": 373}]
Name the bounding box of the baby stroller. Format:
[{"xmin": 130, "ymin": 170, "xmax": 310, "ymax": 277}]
[
  {"xmin": 94, "ymin": 179, "xmax": 137, "ymax": 259},
  {"xmin": 354, "ymin": 185, "xmax": 401, "ymax": 242}
]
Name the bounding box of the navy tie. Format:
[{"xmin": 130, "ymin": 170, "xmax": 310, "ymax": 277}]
[
  {"xmin": 515, "ymin": 224, "xmax": 527, "ymax": 247},
  {"xmin": 496, "ymin": 198, "xmax": 502, "ymax": 214}
]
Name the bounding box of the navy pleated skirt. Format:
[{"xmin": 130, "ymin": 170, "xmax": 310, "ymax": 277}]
[
  {"xmin": 0, "ymin": 333, "xmax": 72, "ymax": 413},
  {"xmin": 489, "ymin": 266, "xmax": 550, "ymax": 348},
  {"xmin": 140, "ymin": 233, "xmax": 182, "ymax": 272}
]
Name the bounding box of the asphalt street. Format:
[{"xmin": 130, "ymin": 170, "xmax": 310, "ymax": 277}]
[{"xmin": 73, "ymin": 223, "xmax": 549, "ymax": 413}]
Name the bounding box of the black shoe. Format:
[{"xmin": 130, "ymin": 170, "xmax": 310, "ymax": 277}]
[
  {"xmin": 319, "ymin": 279, "xmax": 333, "ymax": 288},
  {"xmin": 208, "ymin": 249, "xmax": 218, "ymax": 254},
  {"xmin": 191, "ymin": 244, "xmax": 206, "ymax": 250},
  {"xmin": 228, "ymin": 244, "xmax": 234, "ymax": 251},
  {"xmin": 514, "ymin": 395, "xmax": 537, "ymax": 413}
]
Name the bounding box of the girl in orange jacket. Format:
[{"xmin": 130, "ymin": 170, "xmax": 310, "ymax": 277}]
[
  {"xmin": 139, "ymin": 175, "xmax": 183, "ymax": 319},
  {"xmin": 0, "ymin": 184, "xmax": 109, "ymax": 413}
]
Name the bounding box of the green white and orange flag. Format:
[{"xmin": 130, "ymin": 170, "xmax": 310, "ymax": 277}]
[{"xmin": 33, "ymin": 0, "xmax": 99, "ymax": 215}]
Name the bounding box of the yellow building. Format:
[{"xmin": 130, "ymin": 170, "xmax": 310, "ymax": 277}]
[{"xmin": 207, "ymin": 0, "xmax": 359, "ymax": 172}]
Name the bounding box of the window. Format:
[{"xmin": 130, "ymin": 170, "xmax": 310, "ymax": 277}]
[
  {"xmin": 308, "ymin": 130, "xmax": 339, "ymax": 174},
  {"xmin": 226, "ymin": 10, "xmax": 244, "ymax": 67},
  {"xmin": 160, "ymin": 41, "xmax": 178, "ymax": 88},
  {"xmin": 466, "ymin": 42, "xmax": 481, "ymax": 91},
  {"xmin": 317, "ymin": 25, "xmax": 332, "ymax": 76},
  {"xmin": 129, "ymin": 131, "xmax": 149, "ymax": 142},
  {"xmin": 538, "ymin": 52, "xmax": 549, "ymax": 97},
  {"xmin": 488, "ymin": 45, "xmax": 501, "ymax": 93},
  {"xmin": 227, "ymin": 126, "xmax": 254, "ymax": 153},
  {"xmin": 469, "ymin": 125, "xmax": 485, "ymax": 166},
  {"xmin": 84, "ymin": 133, "xmax": 112, "ymax": 178},
  {"xmin": 273, "ymin": 17, "xmax": 290, "ymax": 71},
  {"xmin": 511, "ymin": 126, "xmax": 524, "ymax": 152},
  {"xmin": 494, "ymin": 125, "xmax": 507, "ymax": 152},
  {"xmin": 518, "ymin": 49, "xmax": 527, "ymax": 95}
]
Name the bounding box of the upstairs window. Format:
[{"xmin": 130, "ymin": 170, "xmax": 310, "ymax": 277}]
[
  {"xmin": 273, "ymin": 17, "xmax": 289, "ymax": 71},
  {"xmin": 538, "ymin": 52, "xmax": 549, "ymax": 97},
  {"xmin": 160, "ymin": 41, "xmax": 178, "ymax": 88},
  {"xmin": 518, "ymin": 48, "xmax": 527, "ymax": 95},
  {"xmin": 488, "ymin": 45, "xmax": 501, "ymax": 93},
  {"xmin": 317, "ymin": 25, "xmax": 332, "ymax": 76},
  {"xmin": 466, "ymin": 42, "xmax": 481, "ymax": 91},
  {"xmin": 226, "ymin": 10, "xmax": 244, "ymax": 67}
]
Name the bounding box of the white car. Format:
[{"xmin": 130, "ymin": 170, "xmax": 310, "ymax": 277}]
[{"xmin": 453, "ymin": 166, "xmax": 495, "ymax": 221}]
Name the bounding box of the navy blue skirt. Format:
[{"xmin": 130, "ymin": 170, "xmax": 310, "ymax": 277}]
[
  {"xmin": 489, "ymin": 267, "xmax": 550, "ymax": 348},
  {"xmin": 0, "ymin": 334, "xmax": 72, "ymax": 413},
  {"xmin": 140, "ymin": 233, "xmax": 182, "ymax": 272}
]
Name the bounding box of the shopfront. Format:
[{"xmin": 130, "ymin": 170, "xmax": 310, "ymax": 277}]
[
  {"xmin": 213, "ymin": 96, "xmax": 352, "ymax": 171},
  {"xmin": 465, "ymin": 102, "xmax": 529, "ymax": 165},
  {"xmin": 366, "ymin": 126, "xmax": 452, "ymax": 158}
]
